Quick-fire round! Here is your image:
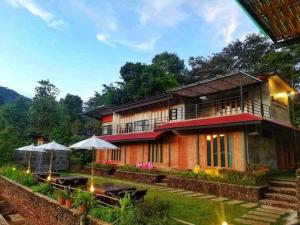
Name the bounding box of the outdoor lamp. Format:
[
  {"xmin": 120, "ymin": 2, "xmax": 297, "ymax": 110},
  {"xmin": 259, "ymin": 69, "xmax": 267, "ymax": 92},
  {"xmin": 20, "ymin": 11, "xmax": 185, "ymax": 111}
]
[
  {"xmin": 26, "ymin": 168, "xmax": 30, "ymax": 174},
  {"xmin": 222, "ymin": 222, "xmax": 228, "ymax": 225},
  {"xmin": 90, "ymin": 184, "xmax": 95, "ymax": 193},
  {"xmin": 47, "ymin": 175, "xmax": 51, "ymax": 181}
]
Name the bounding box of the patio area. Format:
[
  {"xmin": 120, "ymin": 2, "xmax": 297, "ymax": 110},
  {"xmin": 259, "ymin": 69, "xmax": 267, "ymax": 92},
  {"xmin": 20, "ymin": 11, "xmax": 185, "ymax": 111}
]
[{"xmin": 66, "ymin": 172, "xmax": 293, "ymax": 225}]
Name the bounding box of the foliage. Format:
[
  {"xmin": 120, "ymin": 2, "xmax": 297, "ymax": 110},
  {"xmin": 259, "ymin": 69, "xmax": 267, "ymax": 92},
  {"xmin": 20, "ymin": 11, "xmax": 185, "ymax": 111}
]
[
  {"xmin": 89, "ymin": 206, "xmax": 119, "ymax": 223},
  {"xmin": 69, "ymin": 150, "xmax": 92, "ymax": 166},
  {"xmin": 56, "ymin": 189, "xmax": 69, "ymax": 199},
  {"xmin": 94, "ymin": 163, "xmax": 115, "ymax": 170},
  {"xmin": 176, "ymin": 167, "xmax": 269, "ymax": 186},
  {"xmin": 119, "ymin": 193, "xmax": 138, "ymax": 225},
  {"xmin": 73, "ymin": 190, "xmax": 96, "ymax": 210},
  {"xmin": 32, "ymin": 183, "xmax": 53, "ymax": 196},
  {"xmin": 0, "ymin": 166, "xmax": 36, "ymax": 187},
  {"xmin": 118, "ymin": 164, "xmax": 158, "ymax": 174}
]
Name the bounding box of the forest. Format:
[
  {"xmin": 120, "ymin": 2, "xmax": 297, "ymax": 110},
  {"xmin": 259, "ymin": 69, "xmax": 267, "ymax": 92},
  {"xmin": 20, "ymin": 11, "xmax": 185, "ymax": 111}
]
[{"xmin": 0, "ymin": 33, "xmax": 299, "ymax": 164}]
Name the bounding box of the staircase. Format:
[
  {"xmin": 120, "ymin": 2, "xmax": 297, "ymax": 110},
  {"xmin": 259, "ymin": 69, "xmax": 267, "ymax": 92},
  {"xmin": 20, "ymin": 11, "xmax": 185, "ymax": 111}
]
[{"xmin": 259, "ymin": 179, "xmax": 297, "ymax": 210}]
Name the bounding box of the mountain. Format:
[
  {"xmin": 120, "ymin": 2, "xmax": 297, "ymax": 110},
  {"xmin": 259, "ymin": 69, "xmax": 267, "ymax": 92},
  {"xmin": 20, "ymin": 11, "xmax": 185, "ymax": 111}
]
[{"xmin": 0, "ymin": 86, "xmax": 30, "ymax": 104}]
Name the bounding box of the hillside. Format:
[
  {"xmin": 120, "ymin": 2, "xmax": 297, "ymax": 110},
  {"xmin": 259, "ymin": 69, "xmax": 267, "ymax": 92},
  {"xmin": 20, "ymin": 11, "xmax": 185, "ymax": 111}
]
[{"xmin": 0, "ymin": 86, "xmax": 30, "ymax": 104}]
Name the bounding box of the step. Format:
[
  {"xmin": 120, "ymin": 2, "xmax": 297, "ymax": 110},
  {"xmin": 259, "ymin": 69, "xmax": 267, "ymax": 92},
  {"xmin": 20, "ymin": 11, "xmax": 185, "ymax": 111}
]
[
  {"xmin": 267, "ymin": 186, "xmax": 296, "ymax": 195},
  {"xmin": 264, "ymin": 193, "xmax": 297, "ymax": 203},
  {"xmin": 271, "ymin": 178, "xmax": 296, "ymax": 183},
  {"xmin": 269, "ymin": 180, "xmax": 296, "ymax": 188},
  {"xmin": 7, "ymin": 214, "xmax": 26, "ymax": 225},
  {"xmin": 0, "ymin": 214, "xmax": 9, "ymax": 225},
  {"xmin": 242, "ymin": 214, "xmax": 276, "ymax": 223},
  {"xmin": 234, "ymin": 218, "xmax": 270, "ymax": 225},
  {"xmin": 259, "ymin": 199, "xmax": 297, "ymax": 210}
]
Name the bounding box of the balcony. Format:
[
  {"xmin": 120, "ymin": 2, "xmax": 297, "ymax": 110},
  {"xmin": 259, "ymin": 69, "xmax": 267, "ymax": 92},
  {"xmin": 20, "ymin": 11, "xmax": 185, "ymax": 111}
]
[{"xmin": 101, "ymin": 96, "xmax": 271, "ymax": 136}]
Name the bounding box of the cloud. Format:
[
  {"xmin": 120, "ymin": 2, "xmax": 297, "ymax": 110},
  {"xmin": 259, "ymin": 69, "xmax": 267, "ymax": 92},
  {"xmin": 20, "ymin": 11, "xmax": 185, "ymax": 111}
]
[
  {"xmin": 71, "ymin": 0, "xmax": 118, "ymax": 31},
  {"xmin": 6, "ymin": 0, "xmax": 67, "ymax": 30},
  {"xmin": 96, "ymin": 34, "xmax": 116, "ymax": 47},
  {"xmin": 190, "ymin": 0, "xmax": 240, "ymax": 43},
  {"xmin": 138, "ymin": 0, "xmax": 187, "ymax": 27},
  {"xmin": 96, "ymin": 33, "xmax": 157, "ymax": 51}
]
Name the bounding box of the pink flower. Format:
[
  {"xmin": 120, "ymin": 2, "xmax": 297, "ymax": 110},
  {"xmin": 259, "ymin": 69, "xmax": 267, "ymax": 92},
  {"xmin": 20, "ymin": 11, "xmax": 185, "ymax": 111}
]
[{"xmin": 135, "ymin": 162, "xmax": 142, "ymax": 168}]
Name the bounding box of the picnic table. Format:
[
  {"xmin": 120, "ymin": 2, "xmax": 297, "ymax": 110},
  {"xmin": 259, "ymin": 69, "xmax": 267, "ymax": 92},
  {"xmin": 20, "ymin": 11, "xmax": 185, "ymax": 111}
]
[{"xmin": 51, "ymin": 176, "xmax": 88, "ymax": 188}]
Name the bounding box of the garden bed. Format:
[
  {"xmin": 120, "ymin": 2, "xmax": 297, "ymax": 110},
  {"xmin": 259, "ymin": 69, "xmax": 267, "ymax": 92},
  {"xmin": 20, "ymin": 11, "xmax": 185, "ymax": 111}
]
[
  {"xmin": 167, "ymin": 176, "xmax": 268, "ymax": 202},
  {"xmin": 0, "ymin": 175, "xmax": 110, "ymax": 225},
  {"xmin": 69, "ymin": 164, "xmax": 114, "ymax": 177},
  {"xmin": 113, "ymin": 170, "xmax": 166, "ymax": 184}
]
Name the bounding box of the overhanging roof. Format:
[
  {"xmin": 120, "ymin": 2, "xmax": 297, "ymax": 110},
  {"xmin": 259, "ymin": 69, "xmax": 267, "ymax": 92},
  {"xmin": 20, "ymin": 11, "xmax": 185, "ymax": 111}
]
[
  {"xmin": 99, "ymin": 131, "xmax": 165, "ymax": 143},
  {"xmin": 84, "ymin": 106, "xmax": 113, "ymax": 120},
  {"xmin": 236, "ymin": 0, "xmax": 300, "ymax": 48},
  {"xmin": 168, "ymin": 71, "xmax": 261, "ymax": 97}
]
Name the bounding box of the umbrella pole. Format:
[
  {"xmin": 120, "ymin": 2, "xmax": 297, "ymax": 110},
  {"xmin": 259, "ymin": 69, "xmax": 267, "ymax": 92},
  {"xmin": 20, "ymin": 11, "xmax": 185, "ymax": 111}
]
[
  {"xmin": 48, "ymin": 150, "xmax": 53, "ymax": 181},
  {"xmin": 27, "ymin": 152, "xmax": 32, "ymax": 173},
  {"xmin": 90, "ymin": 148, "xmax": 95, "ymax": 192}
]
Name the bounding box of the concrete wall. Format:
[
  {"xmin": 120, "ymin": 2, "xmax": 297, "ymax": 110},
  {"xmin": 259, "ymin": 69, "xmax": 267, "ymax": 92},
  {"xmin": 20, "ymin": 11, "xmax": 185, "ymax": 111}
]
[{"xmin": 248, "ymin": 132, "xmax": 278, "ymax": 170}]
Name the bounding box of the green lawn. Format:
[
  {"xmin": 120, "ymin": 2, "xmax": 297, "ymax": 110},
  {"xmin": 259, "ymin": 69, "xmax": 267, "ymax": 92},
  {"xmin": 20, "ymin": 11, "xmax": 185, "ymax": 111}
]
[
  {"xmin": 65, "ymin": 172, "xmax": 288, "ymax": 225},
  {"xmin": 270, "ymin": 171, "xmax": 296, "ymax": 180}
]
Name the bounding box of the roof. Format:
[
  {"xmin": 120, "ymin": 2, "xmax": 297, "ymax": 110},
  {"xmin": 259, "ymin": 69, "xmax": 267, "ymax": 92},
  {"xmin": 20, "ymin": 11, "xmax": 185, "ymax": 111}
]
[
  {"xmin": 99, "ymin": 131, "xmax": 165, "ymax": 143},
  {"xmin": 155, "ymin": 113, "xmax": 263, "ymax": 131},
  {"xmin": 84, "ymin": 106, "xmax": 113, "ymax": 120},
  {"xmin": 168, "ymin": 71, "xmax": 261, "ymax": 97},
  {"xmin": 236, "ymin": 0, "xmax": 300, "ymax": 48}
]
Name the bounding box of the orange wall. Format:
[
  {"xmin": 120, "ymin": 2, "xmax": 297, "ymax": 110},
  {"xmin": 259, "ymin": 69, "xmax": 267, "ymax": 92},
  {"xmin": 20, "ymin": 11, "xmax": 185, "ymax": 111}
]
[{"xmin": 95, "ymin": 131, "xmax": 246, "ymax": 171}]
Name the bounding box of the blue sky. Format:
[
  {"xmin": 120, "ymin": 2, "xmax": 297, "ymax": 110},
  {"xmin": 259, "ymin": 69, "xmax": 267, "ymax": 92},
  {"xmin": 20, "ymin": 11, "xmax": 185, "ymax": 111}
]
[{"xmin": 0, "ymin": 0, "xmax": 259, "ymax": 101}]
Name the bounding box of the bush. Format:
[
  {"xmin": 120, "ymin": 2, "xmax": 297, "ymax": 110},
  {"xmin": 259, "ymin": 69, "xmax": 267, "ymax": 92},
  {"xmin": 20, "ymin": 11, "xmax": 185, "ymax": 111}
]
[
  {"xmin": 32, "ymin": 183, "xmax": 53, "ymax": 197},
  {"xmin": 176, "ymin": 167, "xmax": 268, "ymax": 186},
  {"xmin": 73, "ymin": 190, "xmax": 96, "ymax": 211},
  {"xmin": 118, "ymin": 165, "xmax": 158, "ymax": 174},
  {"xmin": 0, "ymin": 166, "xmax": 36, "ymax": 187},
  {"xmin": 94, "ymin": 163, "xmax": 115, "ymax": 170},
  {"xmin": 89, "ymin": 206, "xmax": 119, "ymax": 223}
]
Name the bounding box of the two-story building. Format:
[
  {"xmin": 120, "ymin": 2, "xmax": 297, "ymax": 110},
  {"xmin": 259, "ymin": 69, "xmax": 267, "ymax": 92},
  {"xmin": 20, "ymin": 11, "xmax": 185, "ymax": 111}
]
[{"xmin": 85, "ymin": 71, "xmax": 299, "ymax": 172}]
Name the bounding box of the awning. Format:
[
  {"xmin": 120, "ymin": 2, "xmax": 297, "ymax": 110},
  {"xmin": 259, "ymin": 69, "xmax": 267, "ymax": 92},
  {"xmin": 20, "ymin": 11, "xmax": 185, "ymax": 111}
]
[
  {"xmin": 168, "ymin": 71, "xmax": 261, "ymax": 98},
  {"xmin": 236, "ymin": 0, "xmax": 300, "ymax": 48},
  {"xmin": 99, "ymin": 131, "xmax": 165, "ymax": 143},
  {"xmin": 155, "ymin": 113, "xmax": 263, "ymax": 131}
]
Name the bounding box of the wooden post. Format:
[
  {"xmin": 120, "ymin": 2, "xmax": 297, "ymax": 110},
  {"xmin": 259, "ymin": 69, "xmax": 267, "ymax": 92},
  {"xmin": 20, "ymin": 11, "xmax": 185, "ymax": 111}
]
[
  {"xmin": 196, "ymin": 133, "xmax": 200, "ymax": 165},
  {"xmin": 240, "ymin": 74, "xmax": 244, "ymax": 113},
  {"xmin": 168, "ymin": 137, "xmax": 171, "ymax": 167}
]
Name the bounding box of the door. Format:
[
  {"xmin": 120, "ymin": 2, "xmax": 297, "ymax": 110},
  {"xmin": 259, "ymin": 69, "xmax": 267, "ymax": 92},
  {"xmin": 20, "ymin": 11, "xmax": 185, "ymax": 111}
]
[{"xmin": 178, "ymin": 137, "xmax": 188, "ymax": 169}]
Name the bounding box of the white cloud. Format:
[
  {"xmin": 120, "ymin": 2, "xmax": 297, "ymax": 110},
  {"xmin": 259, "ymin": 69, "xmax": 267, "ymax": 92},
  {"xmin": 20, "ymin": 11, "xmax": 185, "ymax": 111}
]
[
  {"xmin": 96, "ymin": 33, "xmax": 157, "ymax": 51},
  {"xmin": 190, "ymin": 0, "xmax": 240, "ymax": 43},
  {"xmin": 71, "ymin": 0, "xmax": 118, "ymax": 31},
  {"xmin": 6, "ymin": 0, "xmax": 67, "ymax": 30},
  {"xmin": 96, "ymin": 34, "xmax": 116, "ymax": 47},
  {"xmin": 138, "ymin": 0, "xmax": 187, "ymax": 27}
]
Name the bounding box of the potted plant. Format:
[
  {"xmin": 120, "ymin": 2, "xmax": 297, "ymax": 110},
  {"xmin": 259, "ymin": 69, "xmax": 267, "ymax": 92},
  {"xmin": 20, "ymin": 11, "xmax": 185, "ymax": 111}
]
[
  {"xmin": 65, "ymin": 194, "xmax": 73, "ymax": 209},
  {"xmin": 57, "ymin": 190, "xmax": 68, "ymax": 205},
  {"xmin": 73, "ymin": 190, "xmax": 94, "ymax": 214}
]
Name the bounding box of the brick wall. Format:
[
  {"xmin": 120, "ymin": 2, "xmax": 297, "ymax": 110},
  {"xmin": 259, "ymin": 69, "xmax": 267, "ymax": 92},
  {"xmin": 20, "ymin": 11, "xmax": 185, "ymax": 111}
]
[{"xmin": 0, "ymin": 176, "xmax": 110, "ymax": 225}]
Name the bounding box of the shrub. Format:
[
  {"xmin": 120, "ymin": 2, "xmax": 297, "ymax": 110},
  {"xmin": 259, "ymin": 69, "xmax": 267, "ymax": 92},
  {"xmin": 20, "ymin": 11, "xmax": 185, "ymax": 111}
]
[
  {"xmin": 73, "ymin": 190, "xmax": 96, "ymax": 211},
  {"xmin": 89, "ymin": 206, "xmax": 119, "ymax": 223},
  {"xmin": 118, "ymin": 164, "xmax": 158, "ymax": 174},
  {"xmin": 94, "ymin": 163, "xmax": 115, "ymax": 170},
  {"xmin": 32, "ymin": 183, "xmax": 53, "ymax": 197},
  {"xmin": 176, "ymin": 167, "xmax": 268, "ymax": 186},
  {"xmin": 0, "ymin": 166, "xmax": 36, "ymax": 187}
]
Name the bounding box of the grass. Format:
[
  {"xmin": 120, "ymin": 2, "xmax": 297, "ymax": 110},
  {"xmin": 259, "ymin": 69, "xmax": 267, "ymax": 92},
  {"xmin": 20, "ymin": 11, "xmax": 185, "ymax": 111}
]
[
  {"xmin": 64, "ymin": 172, "xmax": 289, "ymax": 225},
  {"xmin": 270, "ymin": 171, "xmax": 296, "ymax": 180}
]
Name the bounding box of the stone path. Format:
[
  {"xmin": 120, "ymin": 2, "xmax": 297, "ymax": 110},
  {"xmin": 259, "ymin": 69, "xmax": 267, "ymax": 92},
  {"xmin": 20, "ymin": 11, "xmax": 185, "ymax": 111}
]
[{"xmin": 235, "ymin": 204, "xmax": 295, "ymax": 225}]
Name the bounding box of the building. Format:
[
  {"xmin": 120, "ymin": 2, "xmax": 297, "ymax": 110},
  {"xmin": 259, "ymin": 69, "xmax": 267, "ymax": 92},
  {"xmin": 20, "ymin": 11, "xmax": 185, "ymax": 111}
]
[{"xmin": 86, "ymin": 71, "xmax": 299, "ymax": 171}]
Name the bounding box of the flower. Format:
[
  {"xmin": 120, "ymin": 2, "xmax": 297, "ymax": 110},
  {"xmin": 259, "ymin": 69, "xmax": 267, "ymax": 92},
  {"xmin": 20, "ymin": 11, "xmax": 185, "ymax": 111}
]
[
  {"xmin": 193, "ymin": 165, "xmax": 201, "ymax": 174},
  {"xmin": 136, "ymin": 162, "xmax": 143, "ymax": 169}
]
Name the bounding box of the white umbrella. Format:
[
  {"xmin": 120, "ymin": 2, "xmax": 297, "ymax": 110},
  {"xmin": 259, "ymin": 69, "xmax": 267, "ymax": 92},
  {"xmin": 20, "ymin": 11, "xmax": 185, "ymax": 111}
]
[
  {"xmin": 69, "ymin": 135, "xmax": 119, "ymax": 192},
  {"xmin": 16, "ymin": 144, "xmax": 45, "ymax": 173},
  {"xmin": 36, "ymin": 141, "xmax": 69, "ymax": 181}
]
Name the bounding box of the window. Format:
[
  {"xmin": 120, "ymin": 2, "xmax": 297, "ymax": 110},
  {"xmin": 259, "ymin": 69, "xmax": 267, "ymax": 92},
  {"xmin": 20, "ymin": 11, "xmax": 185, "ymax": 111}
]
[
  {"xmin": 206, "ymin": 134, "xmax": 233, "ymax": 168},
  {"xmin": 169, "ymin": 107, "xmax": 184, "ymax": 120},
  {"xmin": 102, "ymin": 125, "xmax": 112, "ymax": 135},
  {"xmin": 148, "ymin": 142, "xmax": 163, "ymax": 163},
  {"xmin": 125, "ymin": 122, "xmax": 133, "ymax": 133},
  {"xmin": 134, "ymin": 120, "xmax": 149, "ymax": 132},
  {"xmin": 111, "ymin": 148, "xmax": 121, "ymax": 161}
]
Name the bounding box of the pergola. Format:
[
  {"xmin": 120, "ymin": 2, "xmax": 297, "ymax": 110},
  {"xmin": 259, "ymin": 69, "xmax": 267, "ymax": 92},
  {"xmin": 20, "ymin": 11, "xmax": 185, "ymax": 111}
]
[{"xmin": 236, "ymin": 0, "xmax": 300, "ymax": 48}]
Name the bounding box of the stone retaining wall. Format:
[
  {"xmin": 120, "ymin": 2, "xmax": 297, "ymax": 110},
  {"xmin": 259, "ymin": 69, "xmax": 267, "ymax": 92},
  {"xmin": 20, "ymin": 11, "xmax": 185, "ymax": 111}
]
[
  {"xmin": 69, "ymin": 165, "xmax": 114, "ymax": 177},
  {"xmin": 113, "ymin": 170, "xmax": 166, "ymax": 184},
  {"xmin": 167, "ymin": 176, "xmax": 268, "ymax": 202},
  {"xmin": 0, "ymin": 176, "xmax": 110, "ymax": 225}
]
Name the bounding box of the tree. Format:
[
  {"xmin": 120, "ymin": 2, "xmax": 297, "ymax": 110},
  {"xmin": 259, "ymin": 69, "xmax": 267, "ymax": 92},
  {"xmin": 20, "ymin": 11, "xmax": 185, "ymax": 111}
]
[
  {"xmin": 120, "ymin": 62, "xmax": 146, "ymax": 83},
  {"xmin": 188, "ymin": 34, "xmax": 274, "ymax": 81},
  {"xmin": 29, "ymin": 80, "xmax": 60, "ymax": 138},
  {"xmin": 0, "ymin": 96, "xmax": 4, "ymax": 106},
  {"xmin": 61, "ymin": 94, "xmax": 83, "ymax": 121},
  {"xmin": 152, "ymin": 52, "xmax": 187, "ymax": 84}
]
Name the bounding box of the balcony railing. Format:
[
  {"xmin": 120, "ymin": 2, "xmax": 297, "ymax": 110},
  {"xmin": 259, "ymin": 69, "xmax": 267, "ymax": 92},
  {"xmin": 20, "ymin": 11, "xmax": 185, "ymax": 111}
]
[{"xmin": 101, "ymin": 96, "xmax": 271, "ymax": 135}]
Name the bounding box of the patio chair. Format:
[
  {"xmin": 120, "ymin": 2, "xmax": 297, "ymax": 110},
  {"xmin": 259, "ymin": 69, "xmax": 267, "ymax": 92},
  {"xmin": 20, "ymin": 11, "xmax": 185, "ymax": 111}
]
[{"xmin": 133, "ymin": 189, "xmax": 147, "ymax": 203}]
